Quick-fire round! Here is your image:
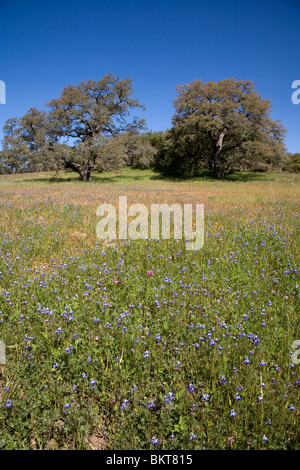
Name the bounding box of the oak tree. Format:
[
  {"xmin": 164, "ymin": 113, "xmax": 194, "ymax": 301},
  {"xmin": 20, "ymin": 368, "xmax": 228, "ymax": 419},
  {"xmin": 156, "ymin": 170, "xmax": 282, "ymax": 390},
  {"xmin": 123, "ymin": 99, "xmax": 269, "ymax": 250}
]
[
  {"xmin": 47, "ymin": 74, "xmax": 145, "ymax": 180},
  {"xmin": 171, "ymin": 78, "xmax": 286, "ymax": 178}
]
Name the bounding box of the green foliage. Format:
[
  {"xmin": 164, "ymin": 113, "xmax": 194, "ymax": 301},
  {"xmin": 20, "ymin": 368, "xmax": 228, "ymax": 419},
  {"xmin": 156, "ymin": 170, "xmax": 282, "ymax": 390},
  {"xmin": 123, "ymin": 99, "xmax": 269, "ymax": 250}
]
[
  {"xmin": 289, "ymin": 153, "xmax": 300, "ymax": 173},
  {"xmin": 0, "ymin": 76, "xmax": 292, "ymax": 181},
  {"xmin": 0, "ymin": 75, "xmax": 147, "ymax": 181},
  {"xmin": 46, "ymin": 74, "xmax": 146, "ymax": 180},
  {"xmin": 1, "ymin": 108, "xmax": 59, "ymax": 174},
  {"xmin": 168, "ymin": 78, "xmax": 287, "ymax": 179}
]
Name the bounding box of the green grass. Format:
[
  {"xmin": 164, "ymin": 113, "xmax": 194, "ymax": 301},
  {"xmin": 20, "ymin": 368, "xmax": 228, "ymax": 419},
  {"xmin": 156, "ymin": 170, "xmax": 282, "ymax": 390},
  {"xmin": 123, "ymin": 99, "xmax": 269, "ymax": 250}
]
[
  {"xmin": 1, "ymin": 166, "xmax": 299, "ymax": 186},
  {"xmin": 0, "ymin": 168, "xmax": 299, "ymax": 449}
]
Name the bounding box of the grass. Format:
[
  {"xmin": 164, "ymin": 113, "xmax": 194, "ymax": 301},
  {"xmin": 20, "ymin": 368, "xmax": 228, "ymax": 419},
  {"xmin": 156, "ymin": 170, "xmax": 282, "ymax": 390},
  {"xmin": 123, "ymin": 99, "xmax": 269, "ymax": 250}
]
[{"xmin": 0, "ymin": 168, "xmax": 299, "ymax": 450}]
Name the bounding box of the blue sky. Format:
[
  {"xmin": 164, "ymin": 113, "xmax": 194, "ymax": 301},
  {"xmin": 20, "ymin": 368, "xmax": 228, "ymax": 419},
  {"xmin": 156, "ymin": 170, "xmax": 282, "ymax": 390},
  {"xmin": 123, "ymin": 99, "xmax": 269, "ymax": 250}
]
[{"xmin": 0, "ymin": 0, "xmax": 299, "ymax": 152}]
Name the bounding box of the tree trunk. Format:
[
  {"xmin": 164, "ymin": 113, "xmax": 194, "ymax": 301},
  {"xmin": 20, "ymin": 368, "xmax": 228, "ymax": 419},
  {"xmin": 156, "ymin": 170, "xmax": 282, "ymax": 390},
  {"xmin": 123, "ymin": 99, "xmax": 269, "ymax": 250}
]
[
  {"xmin": 80, "ymin": 168, "xmax": 91, "ymax": 181},
  {"xmin": 64, "ymin": 159, "xmax": 92, "ymax": 181},
  {"xmin": 213, "ymin": 163, "xmax": 226, "ymax": 179},
  {"xmin": 212, "ymin": 127, "xmax": 228, "ymax": 179}
]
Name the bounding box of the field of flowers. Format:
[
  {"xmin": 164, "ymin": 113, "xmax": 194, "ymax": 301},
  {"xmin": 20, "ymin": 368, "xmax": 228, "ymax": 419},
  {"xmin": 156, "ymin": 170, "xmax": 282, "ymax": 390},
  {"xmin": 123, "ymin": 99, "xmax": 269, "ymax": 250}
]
[{"xmin": 0, "ymin": 170, "xmax": 299, "ymax": 450}]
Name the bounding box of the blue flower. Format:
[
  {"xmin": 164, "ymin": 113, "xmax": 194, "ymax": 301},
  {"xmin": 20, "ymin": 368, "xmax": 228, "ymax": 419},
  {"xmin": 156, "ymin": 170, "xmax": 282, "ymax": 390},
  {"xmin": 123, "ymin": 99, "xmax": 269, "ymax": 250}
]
[
  {"xmin": 120, "ymin": 399, "xmax": 129, "ymax": 410},
  {"xmin": 147, "ymin": 400, "xmax": 156, "ymax": 409},
  {"xmin": 63, "ymin": 403, "xmax": 70, "ymax": 412},
  {"xmin": 89, "ymin": 379, "xmax": 97, "ymax": 390},
  {"xmin": 165, "ymin": 392, "xmax": 175, "ymax": 406},
  {"xmin": 187, "ymin": 383, "xmax": 195, "ymax": 393},
  {"xmin": 150, "ymin": 437, "xmax": 159, "ymax": 446},
  {"xmin": 218, "ymin": 375, "xmax": 227, "ymax": 384}
]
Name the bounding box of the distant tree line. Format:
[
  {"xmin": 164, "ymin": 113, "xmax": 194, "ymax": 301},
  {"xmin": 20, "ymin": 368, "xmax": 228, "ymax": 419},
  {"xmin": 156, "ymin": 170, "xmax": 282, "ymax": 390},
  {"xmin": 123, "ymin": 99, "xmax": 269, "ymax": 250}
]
[{"xmin": 0, "ymin": 74, "xmax": 297, "ymax": 180}]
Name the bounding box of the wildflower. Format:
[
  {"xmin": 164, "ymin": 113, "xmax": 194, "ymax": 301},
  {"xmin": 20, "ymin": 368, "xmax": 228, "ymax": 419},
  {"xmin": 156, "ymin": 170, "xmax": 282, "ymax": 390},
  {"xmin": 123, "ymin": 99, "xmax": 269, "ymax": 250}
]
[
  {"xmin": 150, "ymin": 437, "xmax": 159, "ymax": 446},
  {"xmin": 120, "ymin": 399, "xmax": 129, "ymax": 410},
  {"xmin": 288, "ymin": 404, "xmax": 297, "ymax": 411},
  {"xmin": 5, "ymin": 400, "xmax": 12, "ymax": 408},
  {"xmin": 144, "ymin": 350, "xmax": 150, "ymax": 358},
  {"xmin": 229, "ymin": 409, "xmax": 237, "ymax": 417},
  {"xmin": 257, "ymin": 395, "xmax": 264, "ymax": 402},
  {"xmin": 90, "ymin": 379, "xmax": 97, "ymax": 390},
  {"xmin": 187, "ymin": 383, "xmax": 195, "ymax": 393},
  {"xmin": 202, "ymin": 393, "xmax": 210, "ymax": 402},
  {"xmin": 243, "ymin": 356, "xmax": 251, "ymax": 364},
  {"xmin": 112, "ymin": 279, "xmax": 118, "ymax": 284},
  {"xmin": 165, "ymin": 392, "xmax": 175, "ymax": 406},
  {"xmin": 147, "ymin": 271, "xmax": 154, "ymax": 276},
  {"xmin": 219, "ymin": 375, "xmax": 227, "ymax": 384},
  {"xmin": 148, "ymin": 400, "xmax": 156, "ymax": 409},
  {"xmin": 262, "ymin": 435, "xmax": 269, "ymax": 442},
  {"xmin": 189, "ymin": 432, "xmax": 197, "ymax": 441}
]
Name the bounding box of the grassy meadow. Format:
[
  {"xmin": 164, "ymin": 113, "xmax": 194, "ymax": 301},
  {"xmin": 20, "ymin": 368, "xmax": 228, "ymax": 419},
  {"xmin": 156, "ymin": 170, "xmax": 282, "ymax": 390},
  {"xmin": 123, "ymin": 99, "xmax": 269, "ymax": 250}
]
[{"xmin": 0, "ymin": 168, "xmax": 299, "ymax": 450}]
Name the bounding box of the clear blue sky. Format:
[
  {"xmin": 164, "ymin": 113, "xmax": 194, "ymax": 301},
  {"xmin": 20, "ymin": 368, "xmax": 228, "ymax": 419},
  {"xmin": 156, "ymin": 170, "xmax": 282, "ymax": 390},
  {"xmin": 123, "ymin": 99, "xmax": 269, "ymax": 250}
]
[{"xmin": 0, "ymin": 0, "xmax": 299, "ymax": 152}]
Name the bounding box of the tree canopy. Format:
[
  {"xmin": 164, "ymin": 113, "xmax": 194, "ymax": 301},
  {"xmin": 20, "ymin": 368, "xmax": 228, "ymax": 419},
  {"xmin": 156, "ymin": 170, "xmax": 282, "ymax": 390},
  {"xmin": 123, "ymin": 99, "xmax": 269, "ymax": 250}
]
[
  {"xmin": 0, "ymin": 75, "xmax": 291, "ymax": 180},
  {"xmin": 169, "ymin": 78, "xmax": 287, "ymax": 178},
  {"xmin": 46, "ymin": 74, "xmax": 146, "ymax": 180},
  {"xmin": 2, "ymin": 107, "xmax": 58, "ymax": 173}
]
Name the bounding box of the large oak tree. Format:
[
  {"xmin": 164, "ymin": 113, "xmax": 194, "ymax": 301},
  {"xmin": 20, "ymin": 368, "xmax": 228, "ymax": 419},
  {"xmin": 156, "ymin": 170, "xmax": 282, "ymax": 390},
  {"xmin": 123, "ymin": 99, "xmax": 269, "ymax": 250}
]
[
  {"xmin": 47, "ymin": 73, "xmax": 146, "ymax": 180},
  {"xmin": 171, "ymin": 78, "xmax": 286, "ymax": 178}
]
